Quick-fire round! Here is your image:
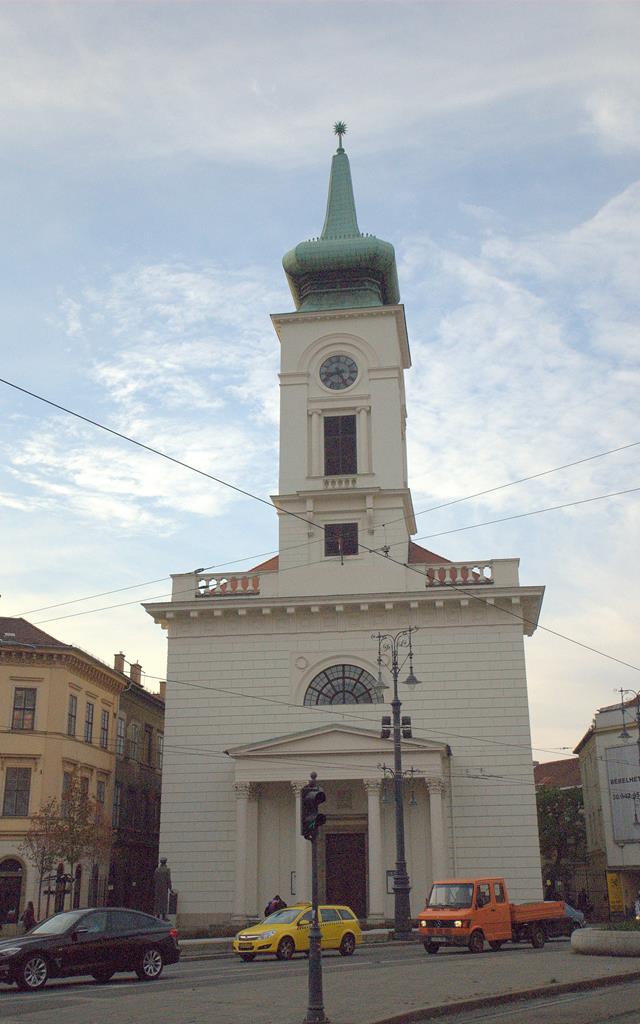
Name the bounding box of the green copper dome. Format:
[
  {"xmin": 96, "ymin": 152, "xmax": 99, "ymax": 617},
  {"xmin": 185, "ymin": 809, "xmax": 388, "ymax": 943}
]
[{"xmin": 283, "ymin": 134, "xmax": 400, "ymax": 312}]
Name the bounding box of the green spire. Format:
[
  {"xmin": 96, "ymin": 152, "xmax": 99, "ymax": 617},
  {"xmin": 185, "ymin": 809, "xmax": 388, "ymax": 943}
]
[
  {"xmin": 282, "ymin": 124, "xmax": 400, "ymax": 312},
  {"xmin": 320, "ymin": 125, "xmax": 361, "ymax": 239}
]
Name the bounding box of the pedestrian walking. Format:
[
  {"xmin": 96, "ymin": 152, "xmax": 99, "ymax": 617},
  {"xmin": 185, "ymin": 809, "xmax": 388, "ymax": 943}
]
[{"xmin": 20, "ymin": 901, "xmax": 37, "ymax": 933}]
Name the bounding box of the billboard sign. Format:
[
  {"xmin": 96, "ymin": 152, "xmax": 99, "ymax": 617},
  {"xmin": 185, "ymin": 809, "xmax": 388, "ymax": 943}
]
[{"xmin": 606, "ymin": 744, "xmax": 640, "ymax": 842}]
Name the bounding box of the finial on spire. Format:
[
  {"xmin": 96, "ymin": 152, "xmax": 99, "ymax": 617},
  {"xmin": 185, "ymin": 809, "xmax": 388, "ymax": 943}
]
[{"xmin": 333, "ymin": 121, "xmax": 347, "ymax": 151}]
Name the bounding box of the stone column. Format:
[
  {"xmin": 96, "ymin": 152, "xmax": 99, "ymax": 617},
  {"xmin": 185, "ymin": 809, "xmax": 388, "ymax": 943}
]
[
  {"xmin": 292, "ymin": 782, "xmax": 310, "ymax": 901},
  {"xmin": 363, "ymin": 778, "xmax": 385, "ymax": 923},
  {"xmin": 310, "ymin": 411, "xmax": 322, "ymax": 477},
  {"xmin": 357, "ymin": 407, "xmax": 369, "ymax": 474},
  {"xmin": 232, "ymin": 782, "xmax": 252, "ymax": 923},
  {"xmin": 427, "ymin": 778, "xmax": 447, "ymax": 882}
]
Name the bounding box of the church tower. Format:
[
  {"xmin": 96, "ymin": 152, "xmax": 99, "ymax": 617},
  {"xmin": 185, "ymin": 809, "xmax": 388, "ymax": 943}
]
[
  {"xmin": 146, "ymin": 127, "xmax": 545, "ymax": 931},
  {"xmin": 272, "ymin": 125, "xmax": 416, "ymax": 595}
]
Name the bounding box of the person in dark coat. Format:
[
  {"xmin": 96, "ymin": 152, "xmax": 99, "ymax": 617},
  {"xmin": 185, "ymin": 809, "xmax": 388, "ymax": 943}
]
[
  {"xmin": 153, "ymin": 858, "xmax": 172, "ymax": 920},
  {"xmin": 264, "ymin": 894, "xmax": 287, "ymax": 917},
  {"xmin": 20, "ymin": 901, "xmax": 37, "ymax": 932}
]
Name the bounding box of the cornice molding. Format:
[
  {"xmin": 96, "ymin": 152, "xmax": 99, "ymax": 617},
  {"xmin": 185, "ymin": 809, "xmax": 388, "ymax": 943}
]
[{"xmin": 0, "ymin": 649, "xmax": 126, "ymax": 697}]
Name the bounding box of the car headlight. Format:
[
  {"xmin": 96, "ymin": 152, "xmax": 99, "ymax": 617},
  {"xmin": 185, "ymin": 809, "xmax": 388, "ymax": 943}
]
[
  {"xmin": 419, "ymin": 920, "xmax": 427, "ymax": 927},
  {"xmin": 248, "ymin": 930, "xmax": 276, "ymax": 940},
  {"xmin": 454, "ymin": 921, "xmax": 462, "ymax": 928},
  {"xmin": 0, "ymin": 947, "xmax": 21, "ymax": 956}
]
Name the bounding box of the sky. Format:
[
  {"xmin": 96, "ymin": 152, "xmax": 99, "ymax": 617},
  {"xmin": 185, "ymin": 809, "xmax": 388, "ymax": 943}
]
[{"xmin": 0, "ymin": 0, "xmax": 638, "ymax": 762}]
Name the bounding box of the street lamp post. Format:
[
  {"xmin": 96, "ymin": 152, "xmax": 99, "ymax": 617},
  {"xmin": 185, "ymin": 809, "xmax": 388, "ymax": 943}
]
[{"xmin": 372, "ymin": 627, "xmax": 420, "ymax": 941}]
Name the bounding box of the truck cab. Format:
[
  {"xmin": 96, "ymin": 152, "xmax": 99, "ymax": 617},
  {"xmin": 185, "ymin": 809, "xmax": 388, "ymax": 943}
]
[{"xmin": 418, "ymin": 877, "xmax": 562, "ymax": 954}]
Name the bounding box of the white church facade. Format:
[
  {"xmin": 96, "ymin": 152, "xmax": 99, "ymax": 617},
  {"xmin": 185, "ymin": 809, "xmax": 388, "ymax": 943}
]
[{"xmin": 146, "ymin": 133, "xmax": 545, "ymax": 928}]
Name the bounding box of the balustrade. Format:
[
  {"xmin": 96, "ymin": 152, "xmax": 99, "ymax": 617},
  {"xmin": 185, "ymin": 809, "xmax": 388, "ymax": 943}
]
[
  {"xmin": 196, "ymin": 574, "xmax": 260, "ymax": 597},
  {"xmin": 423, "ymin": 563, "xmax": 493, "ymax": 586}
]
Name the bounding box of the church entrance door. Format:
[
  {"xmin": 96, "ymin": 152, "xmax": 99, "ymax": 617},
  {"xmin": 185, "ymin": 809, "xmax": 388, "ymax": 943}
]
[{"xmin": 325, "ymin": 833, "xmax": 367, "ymax": 918}]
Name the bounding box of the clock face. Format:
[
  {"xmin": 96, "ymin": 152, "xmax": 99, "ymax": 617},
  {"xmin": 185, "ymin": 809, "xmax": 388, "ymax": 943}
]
[{"xmin": 319, "ymin": 354, "xmax": 358, "ymax": 390}]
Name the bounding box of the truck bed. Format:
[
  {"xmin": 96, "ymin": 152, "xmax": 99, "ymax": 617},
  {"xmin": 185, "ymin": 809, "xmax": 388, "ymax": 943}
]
[{"xmin": 510, "ymin": 900, "xmax": 565, "ymax": 925}]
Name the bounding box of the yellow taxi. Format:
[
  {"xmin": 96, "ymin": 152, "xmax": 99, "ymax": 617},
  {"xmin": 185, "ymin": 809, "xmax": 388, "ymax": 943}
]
[{"xmin": 232, "ymin": 902, "xmax": 362, "ymax": 961}]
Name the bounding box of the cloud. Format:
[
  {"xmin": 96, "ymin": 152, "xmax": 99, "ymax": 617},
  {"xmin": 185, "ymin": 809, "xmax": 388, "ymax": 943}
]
[
  {"xmin": 402, "ymin": 179, "xmax": 640, "ymax": 522},
  {"xmin": 0, "ymin": 4, "xmax": 638, "ymax": 165},
  {"xmin": 4, "ymin": 262, "xmax": 286, "ymax": 532}
]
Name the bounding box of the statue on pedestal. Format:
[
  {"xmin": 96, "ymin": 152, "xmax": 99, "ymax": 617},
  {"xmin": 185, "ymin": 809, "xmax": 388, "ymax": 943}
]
[{"xmin": 153, "ymin": 857, "xmax": 172, "ymax": 920}]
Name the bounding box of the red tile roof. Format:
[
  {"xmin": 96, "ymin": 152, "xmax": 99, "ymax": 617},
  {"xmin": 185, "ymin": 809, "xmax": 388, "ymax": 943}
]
[
  {"xmin": 534, "ymin": 757, "xmax": 582, "ymax": 789},
  {"xmin": 0, "ymin": 617, "xmax": 68, "ymax": 648},
  {"xmin": 248, "ymin": 555, "xmax": 279, "ymax": 573},
  {"xmin": 248, "ymin": 541, "xmax": 451, "ymax": 574},
  {"xmin": 407, "ymin": 541, "xmax": 451, "ymax": 565}
]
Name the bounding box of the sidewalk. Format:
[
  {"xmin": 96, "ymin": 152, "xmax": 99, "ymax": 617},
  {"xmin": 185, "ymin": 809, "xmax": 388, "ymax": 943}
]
[{"xmin": 179, "ymin": 937, "xmax": 640, "ymax": 1024}]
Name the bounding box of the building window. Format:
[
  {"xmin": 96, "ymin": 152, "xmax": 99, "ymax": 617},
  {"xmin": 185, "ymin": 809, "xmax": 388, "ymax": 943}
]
[
  {"xmin": 12, "ymin": 688, "xmax": 36, "ymax": 731},
  {"xmin": 129, "ymin": 723, "xmax": 140, "ymax": 762},
  {"xmin": 324, "ymin": 522, "xmax": 358, "ymax": 557},
  {"xmin": 324, "ymin": 415, "xmax": 356, "ymax": 475},
  {"xmin": 100, "ymin": 709, "xmax": 109, "ymax": 749},
  {"xmin": 96, "ymin": 780, "xmax": 106, "ymax": 821},
  {"xmin": 127, "ymin": 787, "xmax": 137, "ymax": 828},
  {"xmin": 2, "ymin": 767, "xmax": 31, "ymax": 816},
  {"xmin": 113, "ymin": 781, "xmax": 122, "ymax": 827},
  {"xmin": 84, "ymin": 702, "xmax": 94, "ymax": 744},
  {"xmin": 144, "ymin": 725, "xmax": 153, "ymax": 765},
  {"xmin": 116, "ymin": 716, "xmax": 126, "ymax": 756},
  {"xmin": 62, "ymin": 771, "xmax": 72, "ymax": 808},
  {"xmin": 80, "ymin": 776, "xmax": 89, "ymax": 803},
  {"xmin": 67, "ymin": 694, "xmax": 77, "ymax": 737},
  {"xmin": 303, "ymin": 664, "xmax": 379, "ymax": 706},
  {"xmin": 157, "ymin": 733, "xmax": 164, "ymax": 770}
]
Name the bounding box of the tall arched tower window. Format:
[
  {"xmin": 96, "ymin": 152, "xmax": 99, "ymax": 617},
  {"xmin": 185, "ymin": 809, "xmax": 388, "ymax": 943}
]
[{"xmin": 303, "ymin": 664, "xmax": 380, "ymax": 705}]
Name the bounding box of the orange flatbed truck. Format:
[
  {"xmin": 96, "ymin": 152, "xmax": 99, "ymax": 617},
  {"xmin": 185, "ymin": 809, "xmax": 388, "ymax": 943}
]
[{"xmin": 417, "ymin": 877, "xmax": 565, "ymax": 954}]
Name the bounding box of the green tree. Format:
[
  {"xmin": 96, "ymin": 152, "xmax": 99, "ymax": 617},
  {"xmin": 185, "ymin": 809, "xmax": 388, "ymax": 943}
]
[
  {"xmin": 18, "ymin": 798, "xmax": 60, "ymax": 918},
  {"xmin": 536, "ymin": 784, "xmax": 586, "ymax": 896}
]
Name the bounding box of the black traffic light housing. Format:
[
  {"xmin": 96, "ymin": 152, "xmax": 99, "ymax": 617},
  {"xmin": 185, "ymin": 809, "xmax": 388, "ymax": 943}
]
[
  {"xmin": 380, "ymin": 715, "xmax": 391, "ymax": 739},
  {"xmin": 301, "ymin": 777, "xmax": 327, "ymax": 840},
  {"xmin": 401, "ymin": 715, "xmax": 412, "ymax": 739}
]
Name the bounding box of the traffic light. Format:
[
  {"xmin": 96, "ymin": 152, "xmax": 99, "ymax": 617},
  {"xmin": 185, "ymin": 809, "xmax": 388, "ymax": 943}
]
[
  {"xmin": 401, "ymin": 715, "xmax": 412, "ymax": 739},
  {"xmin": 380, "ymin": 715, "xmax": 391, "ymax": 739},
  {"xmin": 301, "ymin": 779, "xmax": 326, "ymax": 840}
]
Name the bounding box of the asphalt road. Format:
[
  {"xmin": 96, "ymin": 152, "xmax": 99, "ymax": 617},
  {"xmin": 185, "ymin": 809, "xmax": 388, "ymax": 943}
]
[{"xmin": 1, "ymin": 940, "xmax": 639, "ymax": 1024}]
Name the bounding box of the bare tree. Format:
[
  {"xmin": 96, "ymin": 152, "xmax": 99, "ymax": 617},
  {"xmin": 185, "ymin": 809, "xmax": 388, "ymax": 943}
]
[
  {"xmin": 18, "ymin": 798, "xmax": 60, "ymax": 918},
  {"xmin": 55, "ymin": 775, "xmax": 99, "ymax": 908},
  {"xmin": 85, "ymin": 806, "xmax": 113, "ymax": 906}
]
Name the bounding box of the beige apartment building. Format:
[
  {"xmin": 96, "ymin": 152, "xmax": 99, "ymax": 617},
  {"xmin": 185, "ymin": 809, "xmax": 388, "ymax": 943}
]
[{"xmin": 0, "ymin": 617, "xmax": 127, "ymax": 922}]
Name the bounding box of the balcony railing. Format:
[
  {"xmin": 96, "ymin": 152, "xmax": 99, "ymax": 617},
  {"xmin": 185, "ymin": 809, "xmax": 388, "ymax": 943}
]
[
  {"xmin": 196, "ymin": 574, "xmax": 260, "ymax": 597},
  {"xmin": 424, "ymin": 563, "xmax": 493, "ymax": 586}
]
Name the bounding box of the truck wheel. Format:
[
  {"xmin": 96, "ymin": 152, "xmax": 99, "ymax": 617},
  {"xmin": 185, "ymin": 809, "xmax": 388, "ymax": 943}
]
[
  {"xmin": 468, "ymin": 930, "xmax": 484, "ymax": 954},
  {"xmin": 530, "ymin": 925, "xmax": 546, "ymax": 949},
  {"xmin": 489, "ymin": 941, "xmax": 504, "ymax": 951},
  {"xmin": 423, "ymin": 941, "xmax": 440, "ymax": 954}
]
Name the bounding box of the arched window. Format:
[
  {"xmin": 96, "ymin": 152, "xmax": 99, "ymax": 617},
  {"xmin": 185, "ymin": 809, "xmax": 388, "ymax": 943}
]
[{"xmin": 303, "ymin": 664, "xmax": 379, "ymax": 706}]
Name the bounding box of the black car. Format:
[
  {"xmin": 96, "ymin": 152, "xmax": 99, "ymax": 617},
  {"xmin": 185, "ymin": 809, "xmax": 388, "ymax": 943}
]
[{"xmin": 0, "ymin": 907, "xmax": 180, "ymax": 991}]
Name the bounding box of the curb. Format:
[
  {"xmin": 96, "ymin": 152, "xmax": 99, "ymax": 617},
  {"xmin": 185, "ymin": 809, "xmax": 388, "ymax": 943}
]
[
  {"xmin": 180, "ymin": 934, "xmax": 415, "ymax": 962},
  {"xmin": 366, "ymin": 969, "xmax": 640, "ymax": 1024}
]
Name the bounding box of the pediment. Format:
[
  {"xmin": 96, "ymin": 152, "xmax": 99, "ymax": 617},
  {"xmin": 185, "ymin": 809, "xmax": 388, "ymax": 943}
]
[{"xmin": 226, "ymin": 723, "xmax": 449, "ymax": 760}]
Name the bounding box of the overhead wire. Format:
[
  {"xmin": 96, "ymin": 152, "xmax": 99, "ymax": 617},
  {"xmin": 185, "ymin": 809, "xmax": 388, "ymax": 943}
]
[{"xmin": 3, "ymin": 376, "xmax": 638, "ymax": 674}]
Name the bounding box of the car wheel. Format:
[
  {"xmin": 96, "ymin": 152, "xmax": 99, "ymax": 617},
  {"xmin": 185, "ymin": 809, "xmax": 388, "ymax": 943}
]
[
  {"xmin": 468, "ymin": 930, "xmax": 484, "ymax": 954},
  {"xmin": 240, "ymin": 954, "xmax": 255, "ymax": 962},
  {"xmin": 424, "ymin": 941, "xmax": 440, "ymax": 954},
  {"xmin": 15, "ymin": 954, "xmax": 49, "ymax": 991},
  {"xmin": 136, "ymin": 946, "xmax": 164, "ymax": 980},
  {"xmin": 339, "ymin": 933, "xmax": 356, "ymax": 956},
  {"xmin": 92, "ymin": 970, "xmax": 115, "ymax": 983},
  {"xmin": 489, "ymin": 941, "xmax": 504, "ymax": 952},
  {"xmin": 530, "ymin": 926, "xmax": 546, "ymax": 949},
  {"xmin": 276, "ymin": 936, "xmax": 296, "ymax": 961}
]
